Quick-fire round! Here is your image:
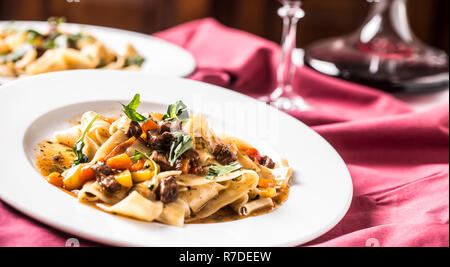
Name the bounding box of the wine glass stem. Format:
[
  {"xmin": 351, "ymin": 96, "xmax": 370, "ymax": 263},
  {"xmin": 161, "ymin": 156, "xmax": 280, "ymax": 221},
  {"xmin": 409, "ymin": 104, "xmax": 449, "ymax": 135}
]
[{"xmin": 272, "ymin": 2, "xmax": 305, "ymax": 100}]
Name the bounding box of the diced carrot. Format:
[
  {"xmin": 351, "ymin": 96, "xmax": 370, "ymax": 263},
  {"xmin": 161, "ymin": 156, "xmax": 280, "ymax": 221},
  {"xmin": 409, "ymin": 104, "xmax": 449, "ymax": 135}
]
[
  {"xmin": 104, "ymin": 137, "xmax": 136, "ymax": 161},
  {"xmin": 180, "ymin": 158, "xmax": 190, "ymax": 174},
  {"xmin": 130, "ymin": 158, "xmax": 146, "ymax": 172},
  {"xmin": 260, "ymin": 188, "xmax": 277, "ymax": 198},
  {"xmin": 142, "ymin": 119, "xmax": 159, "ymax": 133},
  {"xmin": 245, "ymin": 148, "xmax": 262, "ymax": 162},
  {"xmin": 258, "ymin": 178, "xmax": 275, "ymax": 189},
  {"xmin": 79, "ymin": 165, "xmax": 95, "ymax": 183},
  {"xmin": 46, "ymin": 172, "xmax": 64, "ymax": 187},
  {"xmin": 107, "ymin": 153, "xmax": 133, "ymax": 170}
]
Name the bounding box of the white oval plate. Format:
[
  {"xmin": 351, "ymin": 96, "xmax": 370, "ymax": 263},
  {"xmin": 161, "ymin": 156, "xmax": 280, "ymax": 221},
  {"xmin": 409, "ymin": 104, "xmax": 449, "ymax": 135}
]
[
  {"xmin": 0, "ymin": 70, "xmax": 352, "ymax": 247},
  {"xmin": 0, "ymin": 21, "xmax": 196, "ymax": 83}
]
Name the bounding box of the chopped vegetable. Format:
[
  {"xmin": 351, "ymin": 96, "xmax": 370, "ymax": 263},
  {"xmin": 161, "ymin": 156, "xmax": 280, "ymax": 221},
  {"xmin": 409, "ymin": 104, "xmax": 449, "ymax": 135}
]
[
  {"xmin": 46, "ymin": 172, "xmax": 64, "ymax": 187},
  {"xmin": 260, "ymin": 188, "xmax": 277, "ymax": 198},
  {"xmin": 73, "ymin": 114, "xmax": 99, "ymax": 165},
  {"xmin": 131, "ymin": 169, "xmax": 155, "ymax": 183},
  {"xmin": 132, "ymin": 150, "xmax": 158, "ymax": 181},
  {"xmin": 244, "ymin": 148, "xmax": 262, "ymax": 162},
  {"xmin": 26, "ymin": 29, "xmax": 44, "ymax": 44},
  {"xmin": 121, "ymin": 94, "xmax": 148, "ymax": 122},
  {"xmin": 115, "ymin": 170, "xmax": 133, "ymax": 188},
  {"xmin": 79, "ymin": 165, "xmax": 95, "ymax": 183},
  {"xmin": 130, "ymin": 158, "xmax": 145, "ymax": 172},
  {"xmin": 62, "ymin": 165, "xmax": 83, "ymax": 190},
  {"xmin": 163, "ymin": 100, "xmax": 189, "ymax": 122},
  {"xmin": 168, "ymin": 133, "xmax": 193, "ymax": 166},
  {"xmin": 206, "ymin": 162, "xmax": 243, "ymax": 179},
  {"xmin": 104, "ymin": 137, "xmax": 136, "ymax": 161},
  {"xmin": 106, "ymin": 153, "xmax": 133, "ymax": 170},
  {"xmin": 133, "ymin": 150, "xmax": 157, "ymax": 170},
  {"xmin": 258, "ymin": 178, "xmax": 276, "ymax": 189},
  {"xmin": 141, "ymin": 119, "xmax": 158, "ymax": 133},
  {"xmin": 179, "ymin": 158, "xmax": 190, "ymax": 174}
]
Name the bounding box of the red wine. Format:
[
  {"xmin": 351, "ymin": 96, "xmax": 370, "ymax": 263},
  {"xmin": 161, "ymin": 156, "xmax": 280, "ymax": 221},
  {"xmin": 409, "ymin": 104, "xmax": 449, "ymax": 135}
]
[
  {"xmin": 304, "ymin": 0, "xmax": 449, "ymax": 93},
  {"xmin": 305, "ymin": 37, "xmax": 449, "ymax": 93}
]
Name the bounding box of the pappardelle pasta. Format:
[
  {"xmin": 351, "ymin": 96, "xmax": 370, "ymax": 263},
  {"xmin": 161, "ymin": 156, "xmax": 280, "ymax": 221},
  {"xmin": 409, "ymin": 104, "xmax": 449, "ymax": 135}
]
[
  {"xmin": 0, "ymin": 17, "xmax": 145, "ymax": 78},
  {"xmin": 35, "ymin": 94, "xmax": 293, "ymax": 226}
]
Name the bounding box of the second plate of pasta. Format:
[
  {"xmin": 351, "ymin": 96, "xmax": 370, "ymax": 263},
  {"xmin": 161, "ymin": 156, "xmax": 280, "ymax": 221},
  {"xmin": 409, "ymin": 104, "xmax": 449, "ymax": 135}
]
[
  {"xmin": 0, "ymin": 70, "xmax": 353, "ymax": 246},
  {"xmin": 0, "ymin": 20, "xmax": 196, "ymax": 83}
]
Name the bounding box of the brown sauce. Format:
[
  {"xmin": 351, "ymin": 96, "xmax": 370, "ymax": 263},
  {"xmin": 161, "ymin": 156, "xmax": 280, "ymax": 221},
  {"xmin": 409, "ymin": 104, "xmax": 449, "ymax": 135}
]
[{"xmin": 35, "ymin": 139, "xmax": 75, "ymax": 176}]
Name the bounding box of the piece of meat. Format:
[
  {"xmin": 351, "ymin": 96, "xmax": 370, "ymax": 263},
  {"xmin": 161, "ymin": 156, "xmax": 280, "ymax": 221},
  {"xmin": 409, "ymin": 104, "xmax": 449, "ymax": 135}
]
[
  {"xmin": 147, "ymin": 131, "xmax": 174, "ymax": 151},
  {"xmin": 91, "ymin": 162, "xmax": 121, "ymax": 193},
  {"xmin": 99, "ymin": 175, "xmax": 122, "ymax": 193},
  {"xmin": 159, "ymin": 120, "xmax": 180, "ymax": 134},
  {"xmin": 259, "ymin": 155, "xmax": 275, "ymax": 169},
  {"xmin": 151, "ymin": 151, "xmax": 173, "ymax": 171},
  {"xmin": 190, "ymin": 165, "xmax": 204, "ymax": 175},
  {"xmin": 212, "ymin": 143, "xmax": 237, "ymax": 165},
  {"xmin": 159, "ymin": 176, "xmax": 179, "ymax": 204},
  {"xmin": 182, "ymin": 149, "xmax": 200, "ymax": 166},
  {"xmin": 92, "ymin": 162, "xmax": 114, "ymax": 177},
  {"xmin": 126, "ymin": 121, "xmax": 143, "ymax": 138}
]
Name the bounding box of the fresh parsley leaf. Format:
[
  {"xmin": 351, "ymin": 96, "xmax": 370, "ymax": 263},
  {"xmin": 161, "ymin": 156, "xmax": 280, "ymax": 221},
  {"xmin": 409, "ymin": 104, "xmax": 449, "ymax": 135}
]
[
  {"xmin": 163, "ymin": 100, "xmax": 189, "ymax": 122},
  {"xmin": 122, "ymin": 94, "xmax": 148, "ymax": 122},
  {"xmin": 206, "ymin": 162, "xmax": 243, "ymax": 179},
  {"xmin": 125, "ymin": 55, "xmax": 145, "ymax": 67},
  {"xmin": 168, "ymin": 132, "xmax": 193, "ymax": 166},
  {"xmin": 73, "ymin": 114, "xmax": 99, "ymax": 165}
]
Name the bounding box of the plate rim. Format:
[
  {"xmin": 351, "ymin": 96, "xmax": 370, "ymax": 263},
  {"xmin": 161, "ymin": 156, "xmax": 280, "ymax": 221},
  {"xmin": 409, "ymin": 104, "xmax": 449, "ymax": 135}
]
[{"xmin": 0, "ymin": 70, "xmax": 353, "ymax": 247}]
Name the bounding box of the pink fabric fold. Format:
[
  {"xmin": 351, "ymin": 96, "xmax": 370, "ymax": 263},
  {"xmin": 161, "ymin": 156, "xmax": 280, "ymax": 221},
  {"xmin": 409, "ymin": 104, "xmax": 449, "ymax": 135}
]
[{"xmin": 1, "ymin": 18, "xmax": 448, "ymax": 247}]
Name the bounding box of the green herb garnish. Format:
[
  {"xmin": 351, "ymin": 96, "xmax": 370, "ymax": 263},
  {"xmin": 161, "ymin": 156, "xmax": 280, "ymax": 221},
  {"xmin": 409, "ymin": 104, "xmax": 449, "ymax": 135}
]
[
  {"xmin": 72, "ymin": 114, "xmax": 99, "ymax": 165},
  {"xmin": 168, "ymin": 132, "xmax": 193, "ymax": 166},
  {"xmin": 206, "ymin": 162, "xmax": 243, "ymax": 180},
  {"xmin": 163, "ymin": 100, "xmax": 189, "ymax": 122},
  {"xmin": 133, "ymin": 149, "xmax": 158, "ymax": 187},
  {"xmin": 125, "ymin": 55, "xmax": 145, "ymax": 67},
  {"xmin": 26, "ymin": 29, "xmax": 44, "ymax": 44},
  {"xmin": 132, "ymin": 149, "xmax": 153, "ymax": 162},
  {"xmin": 122, "ymin": 94, "xmax": 148, "ymax": 122}
]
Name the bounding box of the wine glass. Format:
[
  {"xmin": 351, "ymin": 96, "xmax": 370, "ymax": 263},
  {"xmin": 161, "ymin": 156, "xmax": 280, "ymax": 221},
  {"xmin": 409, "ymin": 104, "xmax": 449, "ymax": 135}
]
[
  {"xmin": 304, "ymin": 0, "xmax": 449, "ymax": 93},
  {"xmin": 262, "ymin": 0, "xmax": 311, "ymax": 111}
]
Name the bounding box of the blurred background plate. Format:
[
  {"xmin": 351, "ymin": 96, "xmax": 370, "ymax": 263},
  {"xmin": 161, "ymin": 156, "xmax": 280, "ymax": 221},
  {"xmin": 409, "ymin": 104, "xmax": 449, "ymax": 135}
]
[{"xmin": 0, "ymin": 21, "xmax": 196, "ymax": 83}]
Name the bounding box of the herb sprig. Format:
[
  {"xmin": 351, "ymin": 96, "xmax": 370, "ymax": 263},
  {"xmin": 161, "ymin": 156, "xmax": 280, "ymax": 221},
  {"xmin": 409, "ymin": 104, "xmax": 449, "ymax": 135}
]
[
  {"xmin": 125, "ymin": 55, "xmax": 145, "ymax": 67},
  {"xmin": 132, "ymin": 149, "xmax": 158, "ymax": 187},
  {"xmin": 73, "ymin": 114, "xmax": 99, "ymax": 165},
  {"xmin": 206, "ymin": 162, "xmax": 243, "ymax": 180},
  {"xmin": 122, "ymin": 94, "xmax": 148, "ymax": 122},
  {"xmin": 168, "ymin": 132, "xmax": 193, "ymax": 166},
  {"xmin": 132, "ymin": 149, "xmax": 153, "ymax": 162},
  {"xmin": 163, "ymin": 100, "xmax": 189, "ymax": 122}
]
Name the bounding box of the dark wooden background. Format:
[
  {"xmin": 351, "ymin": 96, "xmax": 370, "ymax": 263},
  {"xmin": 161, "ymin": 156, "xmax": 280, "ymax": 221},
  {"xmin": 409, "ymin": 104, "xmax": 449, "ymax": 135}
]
[{"xmin": 1, "ymin": 0, "xmax": 448, "ymax": 53}]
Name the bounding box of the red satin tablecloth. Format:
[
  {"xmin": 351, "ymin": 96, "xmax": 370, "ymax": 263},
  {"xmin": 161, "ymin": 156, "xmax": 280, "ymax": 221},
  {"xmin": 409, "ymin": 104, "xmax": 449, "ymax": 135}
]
[{"xmin": 1, "ymin": 18, "xmax": 448, "ymax": 247}]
